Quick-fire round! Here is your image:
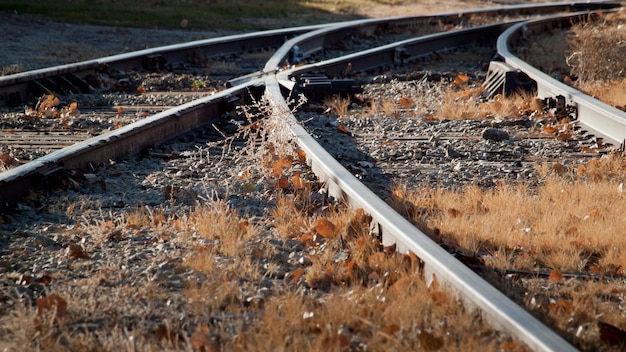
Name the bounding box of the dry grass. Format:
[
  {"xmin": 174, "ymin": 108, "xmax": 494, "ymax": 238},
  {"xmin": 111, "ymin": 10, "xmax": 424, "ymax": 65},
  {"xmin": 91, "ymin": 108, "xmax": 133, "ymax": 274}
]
[
  {"xmin": 389, "ymin": 155, "xmax": 626, "ymax": 349},
  {"xmin": 565, "ymin": 10, "xmax": 626, "ymax": 111},
  {"xmin": 194, "ymin": 199, "xmax": 256, "ymax": 257},
  {"xmin": 437, "ymin": 83, "xmax": 544, "ymax": 120},
  {"xmin": 518, "ymin": 10, "xmax": 626, "ymax": 112},
  {"xmin": 323, "ymin": 95, "xmax": 351, "ymax": 117},
  {"xmin": 391, "ymin": 154, "xmax": 626, "ymax": 273},
  {"xmin": 566, "ymin": 11, "xmax": 626, "ymax": 84},
  {"xmin": 0, "ymin": 193, "xmax": 527, "ymax": 351}
]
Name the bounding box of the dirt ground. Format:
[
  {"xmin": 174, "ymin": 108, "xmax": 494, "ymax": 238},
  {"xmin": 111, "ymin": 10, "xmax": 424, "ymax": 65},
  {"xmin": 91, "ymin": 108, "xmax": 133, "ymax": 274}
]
[{"xmin": 0, "ymin": 0, "xmax": 545, "ymax": 71}]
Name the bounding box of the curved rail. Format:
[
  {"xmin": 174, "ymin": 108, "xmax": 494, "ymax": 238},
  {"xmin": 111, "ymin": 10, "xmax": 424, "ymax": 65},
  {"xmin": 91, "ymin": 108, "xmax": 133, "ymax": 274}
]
[
  {"xmin": 263, "ymin": 1, "xmax": 622, "ymax": 72},
  {"xmin": 497, "ymin": 12, "xmax": 626, "ymax": 147},
  {"xmin": 1, "ymin": 1, "xmax": 618, "ymax": 208},
  {"xmin": 0, "ymin": 25, "xmax": 323, "ymax": 107},
  {"xmin": 262, "ymin": 18, "xmax": 606, "ymax": 352},
  {"xmin": 1, "ymin": 1, "xmax": 623, "ymax": 349}
]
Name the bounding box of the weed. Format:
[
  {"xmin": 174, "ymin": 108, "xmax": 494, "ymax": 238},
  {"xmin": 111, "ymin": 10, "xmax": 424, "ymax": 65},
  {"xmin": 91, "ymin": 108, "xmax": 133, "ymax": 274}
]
[{"xmin": 324, "ymin": 95, "xmax": 351, "ymax": 116}]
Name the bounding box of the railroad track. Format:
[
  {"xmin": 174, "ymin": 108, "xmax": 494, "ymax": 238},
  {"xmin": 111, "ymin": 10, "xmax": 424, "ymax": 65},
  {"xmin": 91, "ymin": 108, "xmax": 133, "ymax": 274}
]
[{"xmin": 1, "ymin": 1, "xmax": 624, "ymax": 350}]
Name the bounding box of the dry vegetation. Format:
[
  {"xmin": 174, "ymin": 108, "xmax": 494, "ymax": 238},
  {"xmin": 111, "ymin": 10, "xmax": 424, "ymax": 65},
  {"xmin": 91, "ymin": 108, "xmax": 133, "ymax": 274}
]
[
  {"xmin": 567, "ymin": 10, "xmax": 626, "ymax": 110},
  {"xmin": 518, "ymin": 9, "xmax": 626, "ymax": 111},
  {"xmin": 0, "ymin": 168, "xmax": 525, "ymax": 351},
  {"xmin": 390, "ymin": 154, "xmax": 626, "ymax": 350}
]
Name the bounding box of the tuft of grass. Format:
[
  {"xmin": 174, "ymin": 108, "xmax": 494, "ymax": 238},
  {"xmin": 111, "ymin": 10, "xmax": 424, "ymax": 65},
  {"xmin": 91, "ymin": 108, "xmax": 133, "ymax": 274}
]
[
  {"xmin": 324, "ymin": 95, "xmax": 351, "ymax": 117},
  {"xmin": 193, "ymin": 198, "xmax": 256, "ymax": 258},
  {"xmin": 566, "ymin": 11, "xmax": 626, "ymax": 84}
]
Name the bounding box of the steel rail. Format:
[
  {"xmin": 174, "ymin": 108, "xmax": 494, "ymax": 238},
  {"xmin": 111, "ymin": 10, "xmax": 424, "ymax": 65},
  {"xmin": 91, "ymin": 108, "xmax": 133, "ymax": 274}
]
[
  {"xmin": 0, "ymin": 1, "xmax": 621, "ymax": 348},
  {"xmin": 0, "ymin": 25, "xmax": 326, "ymax": 108},
  {"xmin": 497, "ymin": 12, "xmax": 626, "ymax": 147},
  {"xmin": 0, "ymin": 2, "xmax": 618, "ymax": 208},
  {"xmin": 5, "ymin": 2, "xmax": 610, "ymax": 107},
  {"xmin": 275, "ymin": 21, "xmax": 517, "ymax": 89},
  {"xmin": 260, "ymin": 10, "xmax": 625, "ymax": 352},
  {"xmin": 261, "ymin": 1, "xmax": 621, "ymax": 76},
  {"xmin": 265, "ymin": 81, "xmax": 577, "ymax": 352},
  {"xmin": 0, "ymin": 80, "xmax": 263, "ymax": 207}
]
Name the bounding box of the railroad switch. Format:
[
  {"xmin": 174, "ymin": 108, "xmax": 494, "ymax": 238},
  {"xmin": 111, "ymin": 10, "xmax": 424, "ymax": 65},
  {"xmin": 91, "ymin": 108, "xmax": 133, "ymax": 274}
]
[
  {"xmin": 482, "ymin": 60, "xmax": 536, "ymax": 99},
  {"xmin": 293, "ymin": 74, "xmax": 362, "ymax": 101}
]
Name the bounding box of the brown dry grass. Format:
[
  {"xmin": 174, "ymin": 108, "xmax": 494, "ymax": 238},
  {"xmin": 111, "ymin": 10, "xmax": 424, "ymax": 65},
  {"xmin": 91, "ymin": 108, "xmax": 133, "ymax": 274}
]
[
  {"xmin": 518, "ymin": 9, "xmax": 626, "ymax": 112},
  {"xmin": 565, "ymin": 10, "xmax": 626, "ymax": 112},
  {"xmin": 390, "ymin": 154, "xmax": 626, "ymax": 349},
  {"xmin": 392, "ymin": 154, "xmax": 626, "ymax": 273},
  {"xmin": 566, "ymin": 11, "xmax": 626, "ymax": 84},
  {"xmin": 323, "ymin": 95, "xmax": 351, "ymax": 117},
  {"xmin": 0, "ymin": 195, "xmax": 527, "ymax": 351}
]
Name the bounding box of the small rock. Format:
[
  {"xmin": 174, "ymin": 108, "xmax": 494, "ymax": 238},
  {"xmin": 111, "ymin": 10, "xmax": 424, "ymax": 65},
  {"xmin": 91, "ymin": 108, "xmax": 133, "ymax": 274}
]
[{"xmin": 482, "ymin": 128, "xmax": 510, "ymax": 142}]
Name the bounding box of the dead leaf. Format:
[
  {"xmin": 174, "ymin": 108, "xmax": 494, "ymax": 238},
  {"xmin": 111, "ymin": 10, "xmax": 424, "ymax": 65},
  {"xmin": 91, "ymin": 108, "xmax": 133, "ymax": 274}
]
[
  {"xmin": 66, "ymin": 244, "xmax": 87, "ymax": 259},
  {"xmin": 501, "ymin": 341, "xmax": 521, "ymax": 351},
  {"xmin": 288, "ymin": 268, "xmax": 305, "ymax": 284},
  {"xmin": 563, "ymin": 76, "xmax": 573, "ymax": 86},
  {"xmin": 312, "ymin": 218, "xmax": 336, "ymax": 237},
  {"xmin": 190, "ymin": 325, "xmax": 217, "ymax": 351},
  {"xmin": 37, "ymin": 294, "xmax": 67, "ymax": 322},
  {"xmin": 381, "ymin": 324, "xmax": 400, "ymax": 336},
  {"xmin": 152, "ymin": 214, "xmax": 166, "ymax": 225},
  {"xmin": 430, "ymin": 291, "xmax": 448, "ymax": 305},
  {"xmin": 275, "ymin": 176, "xmax": 289, "ymax": 190},
  {"xmin": 137, "ymin": 86, "xmax": 147, "ymax": 93},
  {"xmin": 453, "ymin": 73, "xmax": 469, "ymax": 86},
  {"xmin": 368, "ymin": 271, "xmax": 380, "ymax": 283},
  {"xmin": 549, "ymin": 299, "xmax": 573, "ymax": 316},
  {"xmin": 549, "ymin": 269, "xmax": 564, "ymax": 283},
  {"xmin": 337, "ymin": 124, "xmax": 352, "ymax": 136},
  {"xmin": 291, "ymin": 174, "xmax": 310, "ymax": 189},
  {"xmin": 36, "ymin": 275, "xmax": 53, "ymax": 285},
  {"xmin": 272, "ymin": 157, "xmax": 292, "ymax": 177},
  {"xmin": 397, "ymin": 97, "xmax": 413, "ymax": 109},
  {"xmin": 297, "ymin": 148, "xmax": 307, "ymax": 161},
  {"xmin": 368, "ymin": 252, "xmax": 387, "ymax": 268}
]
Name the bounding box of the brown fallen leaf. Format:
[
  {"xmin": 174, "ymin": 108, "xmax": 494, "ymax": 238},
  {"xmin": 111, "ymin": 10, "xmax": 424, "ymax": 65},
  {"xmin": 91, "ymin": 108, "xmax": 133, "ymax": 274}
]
[
  {"xmin": 312, "ymin": 218, "xmax": 336, "ymax": 238},
  {"xmin": 381, "ymin": 324, "xmax": 400, "ymax": 336},
  {"xmin": 272, "ymin": 157, "xmax": 293, "ymax": 177},
  {"xmin": 337, "ymin": 124, "xmax": 352, "ymax": 136},
  {"xmin": 297, "ymin": 148, "xmax": 307, "ymax": 161},
  {"xmin": 291, "ymin": 174, "xmax": 310, "ymax": 190},
  {"xmin": 548, "ymin": 269, "xmax": 563, "ymax": 283},
  {"xmin": 397, "ymin": 97, "xmax": 413, "ymax": 109},
  {"xmin": 549, "ymin": 299, "xmax": 573, "ymax": 316},
  {"xmin": 430, "ymin": 291, "xmax": 448, "ymax": 305},
  {"xmin": 288, "ymin": 268, "xmax": 305, "ymax": 284},
  {"xmin": 66, "ymin": 243, "xmax": 87, "ymax": 259},
  {"xmin": 275, "ymin": 176, "xmax": 289, "ymax": 190},
  {"xmin": 453, "ymin": 73, "xmax": 469, "ymax": 86},
  {"xmin": 190, "ymin": 325, "xmax": 218, "ymax": 352},
  {"xmin": 419, "ymin": 331, "xmax": 443, "ymax": 351}
]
